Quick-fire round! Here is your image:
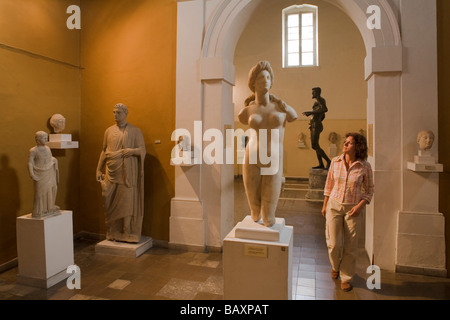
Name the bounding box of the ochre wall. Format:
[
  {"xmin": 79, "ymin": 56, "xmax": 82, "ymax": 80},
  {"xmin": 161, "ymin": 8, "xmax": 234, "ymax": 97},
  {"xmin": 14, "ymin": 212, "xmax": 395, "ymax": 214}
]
[
  {"xmin": 0, "ymin": 0, "xmax": 448, "ymax": 277},
  {"xmin": 79, "ymin": 0, "xmax": 176, "ymax": 242},
  {"xmin": 0, "ymin": 0, "xmax": 81, "ymax": 266},
  {"xmin": 233, "ymin": 0, "xmax": 367, "ymax": 178},
  {"xmin": 437, "ymin": 0, "xmax": 450, "ymax": 277}
]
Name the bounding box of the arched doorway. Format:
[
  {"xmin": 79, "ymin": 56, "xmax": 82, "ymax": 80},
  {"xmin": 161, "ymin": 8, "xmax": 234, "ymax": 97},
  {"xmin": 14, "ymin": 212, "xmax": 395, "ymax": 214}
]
[{"xmin": 172, "ymin": 0, "xmax": 444, "ymax": 275}]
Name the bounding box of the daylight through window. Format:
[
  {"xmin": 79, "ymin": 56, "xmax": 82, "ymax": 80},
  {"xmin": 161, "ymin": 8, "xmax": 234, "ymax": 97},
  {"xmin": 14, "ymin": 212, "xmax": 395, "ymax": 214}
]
[{"xmin": 283, "ymin": 5, "xmax": 318, "ymax": 68}]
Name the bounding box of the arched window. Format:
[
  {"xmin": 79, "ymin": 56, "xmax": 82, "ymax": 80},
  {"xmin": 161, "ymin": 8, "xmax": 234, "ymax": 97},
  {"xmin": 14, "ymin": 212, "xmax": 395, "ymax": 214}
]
[{"xmin": 282, "ymin": 4, "xmax": 319, "ymax": 68}]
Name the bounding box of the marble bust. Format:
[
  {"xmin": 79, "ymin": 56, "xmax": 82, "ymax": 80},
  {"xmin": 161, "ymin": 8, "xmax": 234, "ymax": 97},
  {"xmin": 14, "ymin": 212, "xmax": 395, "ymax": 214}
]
[
  {"xmin": 328, "ymin": 132, "xmax": 338, "ymax": 158},
  {"xmin": 96, "ymin": 103, "xmax": 146, "ymax": 243},
  {"xmin": 328, "ymin": 132, "xmax": 338, "ymax": 144},
  {"xmin": 417, "ymin": 130, "xmax": 435, "ymax": 152},
  {"xmin": 49, "ymin": 114, "xmax": 66, "ymax": 134},
  {"xmin": 414, "ymin": 130, "xmax": 438, "ymax": 165},
  {"xmin": 408, "ymin": 129, "xmax": 443, "ymax": 172},
  {"xmin": 298, "ymin": 132, "xmax": 307, "ymax": 149},
  {"xmin": 28, "ymin": 131, "xmax": 60, "ymax": 218},
  {"xmin": 238, "ymin": 61, "xmax": 298, "ymax": 227}
]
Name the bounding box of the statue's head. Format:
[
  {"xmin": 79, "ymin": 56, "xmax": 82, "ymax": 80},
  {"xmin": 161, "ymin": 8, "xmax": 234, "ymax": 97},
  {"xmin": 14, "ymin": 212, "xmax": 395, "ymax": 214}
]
[
  {"xmin": 329, "ymin": 132, "xmax": 338, "ymax": 144},
  {"xmin": 35, "ymin": 131, "xmax": 48, "ymax": 145},
  {"xmin": 248, "ymin": 61, "xmax": 274, "ymax": 94},
  {"xmin": 417, "ymin": 130, "xmax": 435, "ymax": 150},
  {"xmin": 312, "ymin": 87, "xmax": 321, "ymax": 98},
  {"xmin": 113, "ymin": 103, "xmax": 128, "ymax": 124},
  {"xmin": 49, "ymin": 114, "xmax": 66, "ymax": 133}
]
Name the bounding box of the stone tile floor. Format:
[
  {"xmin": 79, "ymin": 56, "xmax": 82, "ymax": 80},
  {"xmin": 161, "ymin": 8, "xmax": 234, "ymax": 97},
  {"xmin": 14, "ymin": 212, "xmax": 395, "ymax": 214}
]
[{"xmin": 1, "ymin": 178, "xmax": 450, "ymax": 300}]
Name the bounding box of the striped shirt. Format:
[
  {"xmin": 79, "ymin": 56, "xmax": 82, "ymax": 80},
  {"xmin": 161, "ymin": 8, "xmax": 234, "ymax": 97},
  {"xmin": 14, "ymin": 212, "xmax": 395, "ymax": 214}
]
[{"xmin": 324, "ymin": 154, "xmax": 374, "ymax": 205}]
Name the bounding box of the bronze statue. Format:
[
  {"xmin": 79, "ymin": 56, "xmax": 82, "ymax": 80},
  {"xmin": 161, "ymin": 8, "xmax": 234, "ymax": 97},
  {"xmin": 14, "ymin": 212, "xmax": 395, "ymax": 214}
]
[{"xmin": 303, "ymin": 87, "xmax": 331, "ymax": 169}]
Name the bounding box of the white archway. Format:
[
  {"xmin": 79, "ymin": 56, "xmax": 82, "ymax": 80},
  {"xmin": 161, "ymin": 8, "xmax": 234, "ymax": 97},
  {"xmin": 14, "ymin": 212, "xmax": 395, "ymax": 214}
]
[{"xmin": 172, "ymin": 0, "xmax": 445, "ymax": 275}]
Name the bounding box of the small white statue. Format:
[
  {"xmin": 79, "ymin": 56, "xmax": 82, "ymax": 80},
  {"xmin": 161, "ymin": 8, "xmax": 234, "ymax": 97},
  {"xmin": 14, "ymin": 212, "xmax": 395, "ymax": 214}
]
[
  {"xmin": 328, "ymin": 132, "xmax": 338, "ymax": 158},
  {"xmin": 49, "ymin": 114, "xmax": 66, "ymax": 134},
  {"xmin": 177, "ymin": 135, "xmax": 190, "ymax": 152},
  {"xmin": 297, "ymin": 132, "xmax": 307, "ymax": 149},
  {"xmin": 329, "ymin": 132, "xmax": 338, "ymax": 145},
  {"xmin": 28, "ymin": 131, "xmax": 60, "ymax": 218}
]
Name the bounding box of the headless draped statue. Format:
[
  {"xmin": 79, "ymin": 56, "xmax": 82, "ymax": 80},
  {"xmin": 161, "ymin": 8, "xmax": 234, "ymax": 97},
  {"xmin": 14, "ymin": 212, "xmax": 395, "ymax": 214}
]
[
  {"xmin": 28, "ymin": 131, "xmax": 59, "ymax": 218},
  {"xmin": 96, "ymin": 103, "xmax": 146, "ymax": 243}
]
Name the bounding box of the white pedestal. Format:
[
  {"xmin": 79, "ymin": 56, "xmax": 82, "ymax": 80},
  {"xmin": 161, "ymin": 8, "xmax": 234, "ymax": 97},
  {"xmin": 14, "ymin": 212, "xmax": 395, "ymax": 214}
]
[
  {"xmin": 329, "ymin": 144, "xmax": 337, "ymax": 158},
  {"xmin": 49, "ymin": 134, "xmax": 72, "ymax": 142},
  {"xmin": 47, "ymin": 134, "xmax": 79, "ymax": 149},
  {"xmin": 305, "ymin": 169, "xmax": 327, "ymax": 201},
  {"xmin": 396, "ymin": 211, "xmax": 447, "ymax": 277},
  {"xmin": 95, "ymin": 236, "xmax": 153, "ymax": 258},
  {"xmin": 169, "ymin": 197, "xmax": 205, "ymax": 250},
  {"xmin": 223, "ymin": 216, "xmax": 293, "ymax": 300},
  {"xmin": 407, "ymin": 161, "xmax": 443, "ymax": 173},
  {"xmin": 16, "ymin": 210, "xmax": 74, "ymax": 288}
]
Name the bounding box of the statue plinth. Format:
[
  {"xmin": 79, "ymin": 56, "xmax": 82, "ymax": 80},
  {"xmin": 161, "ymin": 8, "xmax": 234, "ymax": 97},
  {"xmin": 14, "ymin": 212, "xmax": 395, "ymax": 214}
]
[{"xmin": 305, "ymin": 168, "xmax": 328, "ymax": 201}]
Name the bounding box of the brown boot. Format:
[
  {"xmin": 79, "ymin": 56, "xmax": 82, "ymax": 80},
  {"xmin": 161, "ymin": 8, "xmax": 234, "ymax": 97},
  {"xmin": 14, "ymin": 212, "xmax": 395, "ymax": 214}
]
[{"xmin": 341, "ymin": 281, "xmax": 353, "ymax": 292}]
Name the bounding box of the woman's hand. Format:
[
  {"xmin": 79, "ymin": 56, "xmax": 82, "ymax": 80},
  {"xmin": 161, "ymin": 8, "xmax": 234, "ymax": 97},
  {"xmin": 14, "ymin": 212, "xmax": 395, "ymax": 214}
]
[
  {"xmin": 321, "ymin": 196, "xmax": 329, "ymax": 218},
  {"xmin": 321, "ymin": 207, "xmax": 327, "ymax": 218},
  {"xmin": 348, "ymin": 200, "xmax": 367, "ymax": 217}
]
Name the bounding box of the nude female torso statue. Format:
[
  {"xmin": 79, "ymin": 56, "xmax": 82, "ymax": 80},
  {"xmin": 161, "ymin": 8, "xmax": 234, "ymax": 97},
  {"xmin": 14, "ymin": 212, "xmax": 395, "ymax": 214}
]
[{"xmin": 238, "ymin": 61, "xmax": 298, "ymax": 227}]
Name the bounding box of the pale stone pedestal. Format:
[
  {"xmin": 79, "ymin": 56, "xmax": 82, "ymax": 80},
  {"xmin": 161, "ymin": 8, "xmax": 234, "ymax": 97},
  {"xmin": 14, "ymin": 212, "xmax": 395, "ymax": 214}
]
[
  {"xmin": 407, "ymin": 150, "xmax": 443, "ymax": 173},
  {"xmin": 95, "ymin": 236, "xmax": 153, "ymax": 258},
  {"xmin": 305, "ymin": 169, "xmax": 328, "ymax": 201},
  {"xmin": 16, "ymin": 210, "xmax": 74, "ymax": 288},
  {"xmin": 396, "ymin": 211, "xmax": 447, "ymax": 277},
  {"xmin": 329, "ymin": 144, "xmax": 337, "ymax": 158},
  {"xmin": 47, "ymin": 134, "xmax": 79, "ymax": 149},
  {"xmin": 169, "ymin": 198, "xmax": 205, "ymax": 250},
  {"xmin": 223, "ymin": 216, "xmax": 293, "ymax": 300}
]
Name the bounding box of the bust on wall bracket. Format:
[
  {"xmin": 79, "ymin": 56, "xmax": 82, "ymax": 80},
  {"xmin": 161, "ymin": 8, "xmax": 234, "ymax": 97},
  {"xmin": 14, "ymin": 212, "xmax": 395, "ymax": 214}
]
[
  {"xmin": 46, "ymin": 114, "xmax": 79, "ymax": 149},
  {"xmin": 407, "ymin": 130, "xmax": 443, "ymax": 172}
]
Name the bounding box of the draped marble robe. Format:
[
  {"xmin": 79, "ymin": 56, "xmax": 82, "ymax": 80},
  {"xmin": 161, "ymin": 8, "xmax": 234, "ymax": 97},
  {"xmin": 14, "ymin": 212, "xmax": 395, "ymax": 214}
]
[
  {"xmin": 97, "ymin": 123, "xmax": 146, "ymax": 243},
  {"xmin": 28, "ymin": 142, "xmax": 59, "ymax": 218}
]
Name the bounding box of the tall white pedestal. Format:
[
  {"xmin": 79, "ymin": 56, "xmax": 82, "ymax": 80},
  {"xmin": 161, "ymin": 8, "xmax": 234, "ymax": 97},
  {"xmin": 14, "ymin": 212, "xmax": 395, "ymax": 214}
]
[
  {"xmin": 16, "ymin": 210, "xmax": 74, "ymax": 288},
  {"xmin": 223, "ymin": 216, "xmax": 293, "ymax": 300},
  {"xmin": 169, "ymin": 197, "xmax": 205, "ymax": 250},
  {"xmin": 396, "ymin": 211, "xmax": 447, "ymax": 277}
]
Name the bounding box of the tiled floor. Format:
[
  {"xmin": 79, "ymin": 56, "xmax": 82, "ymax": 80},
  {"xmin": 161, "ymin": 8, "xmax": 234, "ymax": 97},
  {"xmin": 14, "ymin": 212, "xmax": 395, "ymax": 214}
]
[{"xmin": 1, "ymin": 177, "xmax": 450, "ymax": 300}]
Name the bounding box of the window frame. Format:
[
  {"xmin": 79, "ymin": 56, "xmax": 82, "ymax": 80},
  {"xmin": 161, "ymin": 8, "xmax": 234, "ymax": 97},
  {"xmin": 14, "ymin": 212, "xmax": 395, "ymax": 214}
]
[{"xmin": 282, "ymin": 4, "xmax": 319, "ymax": 68}]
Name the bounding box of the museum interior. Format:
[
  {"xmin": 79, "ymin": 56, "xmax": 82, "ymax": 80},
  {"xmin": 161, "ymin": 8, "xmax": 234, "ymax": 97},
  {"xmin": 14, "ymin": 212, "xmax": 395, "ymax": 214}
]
[{"xmin": 1, "ymin": 0, "xmax": 450, "ymax": 301}]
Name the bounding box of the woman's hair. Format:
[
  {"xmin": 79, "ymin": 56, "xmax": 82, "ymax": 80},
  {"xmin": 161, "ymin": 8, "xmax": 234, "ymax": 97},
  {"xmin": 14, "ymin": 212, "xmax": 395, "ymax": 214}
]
[
  {"xmin": 247, "ymin": 60, "xmax": 274, "ymax": 93},
  {"xmin": 346, "ymin": 132, "xmax": 368, "ymax": 161}
]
